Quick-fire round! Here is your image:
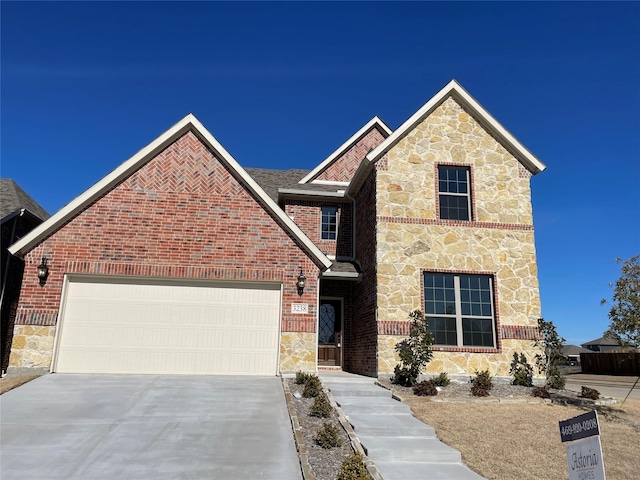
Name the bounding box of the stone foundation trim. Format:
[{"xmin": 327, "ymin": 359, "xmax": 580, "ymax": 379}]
[
  {"xmin": 377, "ymin": 216, "xmax": 534, "ymax": 231},
  {"xmin": 281, "ymin": 316, "xmax": 317, "ymax": 333},
  {"xmin": 500, "ymin": 325, "xmax": 539, "ymax": 340},
  {"xmin": 15, "ymin": 311, "xmax": 57, "ymax": 326},
  {"xmin": 65, "ymin": 261, "xmax": 285, "ymax": 282}
]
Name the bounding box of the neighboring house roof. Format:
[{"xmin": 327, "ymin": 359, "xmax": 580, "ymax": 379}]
[
  {"xmin": 0, "ymin": 179, "xmax": 50, "ymax": 223},
  {"xmin": 562, "ymin": 345, "xmax": 592, "ymax": 356},
  {"xmin": 298, "ymin": 116, "xmax": 392, "ymax": 185},
  {"xmin": 8, "ymin": 115, "xmax": 332, "ymax": 270},
  {"xmin": 581, "ymin": 336, "xmax": 621, "ymax": 347},
  {"xmin": 349, "ymin": 79, "xmax": 547, "ymax": 195}
]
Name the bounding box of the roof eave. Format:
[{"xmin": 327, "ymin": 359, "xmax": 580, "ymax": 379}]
[
  {"xmin": 9, "ymin": 115, "xmax": 333, "ymax": 270},
  {"xmin": 299, "ymin": 116, "xmax": 392, "ymax": 185},
  {"xmin": 364, "ymin": 79, "xmax": 546, "ymax": 175}
]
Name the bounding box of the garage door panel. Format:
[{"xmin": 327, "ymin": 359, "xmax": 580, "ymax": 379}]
[{"xmin": 54, "ymin": 279, "xmax": 281, "ymax": 375}]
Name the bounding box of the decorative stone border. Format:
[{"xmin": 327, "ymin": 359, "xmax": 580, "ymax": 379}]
[{"xmin": 375, "ymin": 381, "xmax": 617, "ymax": 406}]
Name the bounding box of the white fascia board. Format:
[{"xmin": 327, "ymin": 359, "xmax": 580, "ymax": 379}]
[
  {"xmin": 365, "ymin": 80, "xmax": 546, "ymax": 175},
  {"xmin": 278, "ymin": 189, "xmax": 346, "ymax": 199},
  {"xmin": 308, "ymin": 180, "xmax": 350, "ymax": 187},
  {"xmin": 10, "ymin": 115, "xmax": 333, "ymax": 270},
  {"xmin": 321, "ymin": 271, "xmax": 361, "ymax": 279},
  {"xmin": 299, "ymin": 116, "xmax": 392, "ymax": 184}
]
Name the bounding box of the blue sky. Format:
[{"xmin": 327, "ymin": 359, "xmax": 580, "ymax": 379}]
[{"xmin": 2, "ymin": 2, "xmax": 638, "ymax": 346}]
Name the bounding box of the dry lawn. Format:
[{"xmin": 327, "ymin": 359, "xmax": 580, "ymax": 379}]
[
  {"xmin": 406, "ymin": 397, "xmax": 640, "ymax": 480},
  {"xmin": 0, "ymin": 374, "xmax": 41, "ymax": 395}
]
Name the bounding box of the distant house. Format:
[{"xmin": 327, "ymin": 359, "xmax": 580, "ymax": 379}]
[
  {"xmin": 561, "ymin": 344, "xmax": 592, "ymax": 364},
  {"xmin": 7, "ymin": 80, "xmax": 546, "ymax": 379},
  {"xmin": 1, "ymin": 179, "xmax": 50, "ymax": 373},
  {"xmin": 581, "ymin": 336, "xmax": 621, "ymax": 352}
]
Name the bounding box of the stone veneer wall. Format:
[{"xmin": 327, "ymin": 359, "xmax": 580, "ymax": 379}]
[
  {"xmin": 280, "ymin": 332, "xmax": 317, "ymax": 373},
  {"xmin": 375, "ymin": 96, "xmax": 543, "ymax": 378}
]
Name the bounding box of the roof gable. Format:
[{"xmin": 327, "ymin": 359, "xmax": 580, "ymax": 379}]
[
  {"xmin": 299, "ymin": 117, "xmax": 391, "ymax": 185},
  {"xmin": 8, "ymin": 115, "xmax": 332, "ymax": 269},
  {"xmin": 348, "ymin": 80, "xmax": 546, "ymax": 194}
]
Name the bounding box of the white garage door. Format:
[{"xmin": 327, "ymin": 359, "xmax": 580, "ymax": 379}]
[{"xmin": 53, "ymin": 277, "xmax": 282, "ymax": 375}]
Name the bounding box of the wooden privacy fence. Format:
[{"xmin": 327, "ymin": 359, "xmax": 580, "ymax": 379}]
[{"xmin": 580, "ymin": 352, "xmax": 639, "ymax": 375}]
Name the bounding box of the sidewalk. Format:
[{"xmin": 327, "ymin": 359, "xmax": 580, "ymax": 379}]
[{"xmin": 319, "ymin": 371, "xmax": 485, "ymax": 480}]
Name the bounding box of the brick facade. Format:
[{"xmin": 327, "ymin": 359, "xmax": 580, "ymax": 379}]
[
  {"xmin": 9, "ymin": 131, "xmax": 322, "ymax": 371},
  {"xmin": 315, "ymin": 127, "xmax": 387, "ymax": 183},
  {"xmin": 284, "ymin": 200, "xmax": 353, "ymax": 258}
]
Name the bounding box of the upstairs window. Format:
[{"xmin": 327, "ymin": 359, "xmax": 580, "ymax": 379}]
[
  {"xmin": 321, "ymin": 206, "xmax": 338, "ymax": 240},
  {"xmin": 424, "ymin": 272, "xmax": 496, "ymax": 348},
  {"xmin": 438, "ymin": 166, "xmax": 471, "ymax": 221}
]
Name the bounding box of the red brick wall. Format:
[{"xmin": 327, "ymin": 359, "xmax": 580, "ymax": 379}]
[
  {"xmin": 316, "ymin": 128, "xmax": 387, "ymax": 183},
  {"xmin": 284, "ymin": 200, "xmax": 352, "ymax": 258},
  {"xmin": 15, "ymin": 132, "xmax": 321, "ymax": 337},
  {"xmin": 348, "ymin": 167, "xmax": 379, "ymax": 376}
]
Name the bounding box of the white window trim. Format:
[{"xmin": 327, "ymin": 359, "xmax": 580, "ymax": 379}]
[{"xmin": 438, "ymin": 166, "xmax": 472, "ymax": 221}]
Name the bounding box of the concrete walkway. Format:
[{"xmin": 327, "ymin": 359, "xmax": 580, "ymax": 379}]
[{"xmin": 320, "ymin": 371, "xmax": 485, "ymax": 480}]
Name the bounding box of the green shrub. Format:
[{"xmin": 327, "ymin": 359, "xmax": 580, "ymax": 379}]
[
  {"xmin": 315, "ymin": 422, "xmax": 342, "ymax": 449},
  {"xmin": 471, "ymin": 370, "xmax": 493, "ymax": 397},
  {"xmin": 546, "ymin": 366, "xmax": 566, "ymax": 390},
  {"xmin": 295, "ymin": 371, "xmax": 311, "ymax": 385},
  {"xmin": 413, "ymin": 380, "xmax": 438, "ymax": 396},
  {"xmin": 580, "ymin": 386, "xmax": 600, "ymax": 400},
  {"xmin": 509, "ymin": 352, "xmax": 534, "ymax": 387},
  {"xmin": 432, "ymin": 372, "xmax": 450, "ymax": 387},
  {"xmin": 532, "ymin": 386, "xmax": 550, "ymax": 399},
  {"xmin": 302, "ymin": 375, "xmax": 322, "ymax": 398},
  {"xmin": 391, "ymin": 310, "xmax": 434, "ymax": 387},
  {"xmin": 309, "ymin": 392, "xmax": 333, "ymax": 417},
  {"xmin": 336, "ymin": 452, "xmax": 372, "ymax": 480}
]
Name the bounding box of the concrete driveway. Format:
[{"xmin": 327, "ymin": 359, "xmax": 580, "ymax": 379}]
[{"xmin": 0, "ymin": 374, "xmax": 302, "ymax": 479}]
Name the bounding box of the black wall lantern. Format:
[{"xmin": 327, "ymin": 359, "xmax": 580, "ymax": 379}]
[
  {"xmin": 37, "ymin": 257, "xmax": 49, "ymax": 286},
  {"xmin": 296, "ymin": 269, "xmax": 306, "ymax": 296}
]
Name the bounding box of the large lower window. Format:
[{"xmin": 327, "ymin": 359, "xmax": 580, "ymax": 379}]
[
  {"xmin": 321, "ymin": 206, "xmax": 338, "ymax": 240},
  {"xmin": 423, "ymin": 272, "xmax": 495, "ymax": 348},
  {"xmin": 438, "ymin": 165, "xmax": 471, "ymax": 220}
]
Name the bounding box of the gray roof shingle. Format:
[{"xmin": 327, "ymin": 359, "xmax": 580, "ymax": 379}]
[
  {"xmin": 0, "ymin": 179, "xmax": 50, "ymax": 222},
  {"xmin": 245, "ymin": 168, "xmax": 346, "ymax": 202}
]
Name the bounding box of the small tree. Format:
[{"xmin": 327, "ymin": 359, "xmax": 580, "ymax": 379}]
[
  {"xmin": 602, "ymin": 255, "xmax": 640, "ymax": 348},
  {"xmin": 391, "ymin": 310, "xmax": 434, "ymax": 387},
  {"xmin": 534, "ymin": 318, "xmax": 566, "ymax": 389},
  {"xmin": 509, "ymin": 352, "xmax": 534, "ymax": 387}
]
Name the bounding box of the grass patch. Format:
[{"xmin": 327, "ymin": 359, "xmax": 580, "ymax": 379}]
[
  {"xmin": 0, "ymin": 374, "xmax": 42, "ymax": 395},
  {"xmin": 406, "ymin": 398, "xmax": 640, "ymax": 480}
]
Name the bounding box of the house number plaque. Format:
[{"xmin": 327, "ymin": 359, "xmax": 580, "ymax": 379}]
[{"xmin": 291, "ymin": 303, "xmax": 309, "ymax": 314}]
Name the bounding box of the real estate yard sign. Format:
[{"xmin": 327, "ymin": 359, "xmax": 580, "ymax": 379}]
[{"xmin": 559, "ymin": 411, "xmax": 606, "ymax": 480}]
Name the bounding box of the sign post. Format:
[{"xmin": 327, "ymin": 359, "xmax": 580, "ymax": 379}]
[{"xmin": 559, "ymin": 411, "xmax": 606, "ymax": 480}]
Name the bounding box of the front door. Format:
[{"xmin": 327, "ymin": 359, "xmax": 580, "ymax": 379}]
[{"xmin": 317, "ymin": 299, "xmax": 342, "ymax": 367}]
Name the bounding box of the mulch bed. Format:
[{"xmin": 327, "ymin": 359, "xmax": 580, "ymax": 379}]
[{"xmin": 287, "ymin": 378, "xmax": 353, "ymax": 480}]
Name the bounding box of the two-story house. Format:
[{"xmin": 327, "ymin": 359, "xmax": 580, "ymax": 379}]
[{"xmin": 7, "ymin": 80, "xmax": 545, "ymax": 380}]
